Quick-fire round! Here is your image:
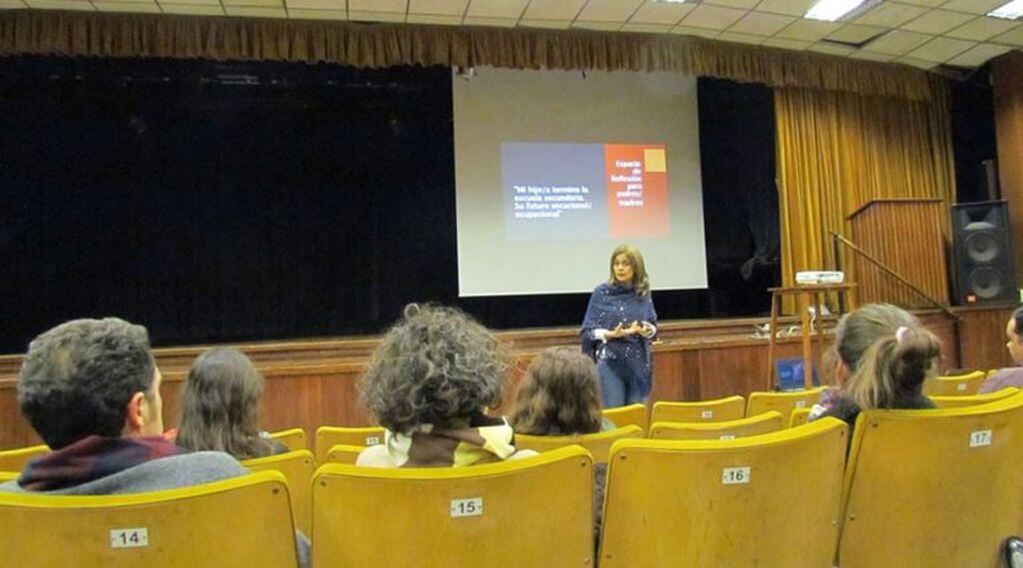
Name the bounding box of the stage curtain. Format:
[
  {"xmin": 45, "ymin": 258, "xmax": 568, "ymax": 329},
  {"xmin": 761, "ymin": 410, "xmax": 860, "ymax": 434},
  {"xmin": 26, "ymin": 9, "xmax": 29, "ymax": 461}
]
[
  {"xmin": 0, "ymin": 9, "xmax": 934, "ymax": 101},
  {"xmin": 774, "ymin": 79, "xmax": 955, "ymax": 312}
]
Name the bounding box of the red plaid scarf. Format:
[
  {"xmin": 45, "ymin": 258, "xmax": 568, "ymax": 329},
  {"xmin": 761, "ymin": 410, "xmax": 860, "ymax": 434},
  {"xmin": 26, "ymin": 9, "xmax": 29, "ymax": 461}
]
[{"xmin": 18, "ymin": 435, "xmax": 187, "ymax": 491}]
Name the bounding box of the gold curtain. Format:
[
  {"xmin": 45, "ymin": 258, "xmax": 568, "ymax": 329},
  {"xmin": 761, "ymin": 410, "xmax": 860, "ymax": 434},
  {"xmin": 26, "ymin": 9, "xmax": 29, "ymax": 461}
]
[
  {"xmin": 0, "ymin": 9, "xmax": 935, "ymax": 101},
  {"xmin": 774, "ymin": 79, "xmax": 955, "ymax": 311}
]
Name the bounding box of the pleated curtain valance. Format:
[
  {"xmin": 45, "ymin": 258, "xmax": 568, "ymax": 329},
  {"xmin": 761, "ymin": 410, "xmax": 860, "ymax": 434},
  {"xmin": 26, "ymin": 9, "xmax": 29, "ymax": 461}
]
[{"xmin": 0, "ymin": 9, "xmax": 938, "ymax": 101}]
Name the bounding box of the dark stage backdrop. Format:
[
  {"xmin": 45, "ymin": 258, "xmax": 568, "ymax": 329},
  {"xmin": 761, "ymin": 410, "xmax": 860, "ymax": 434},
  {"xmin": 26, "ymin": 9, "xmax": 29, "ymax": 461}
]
[{"xmin": 0, "ymin": 57, "xmax": 780, "ymax": 352}]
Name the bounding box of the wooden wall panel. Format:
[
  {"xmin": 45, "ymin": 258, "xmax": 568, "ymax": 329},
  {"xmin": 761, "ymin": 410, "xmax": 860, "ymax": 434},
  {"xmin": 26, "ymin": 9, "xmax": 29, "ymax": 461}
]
[
  {"xmin": 994, "ymin": 52, "xmax": 1023, "ymax": 285},
  {"xmin": 0, "ymin": 306, "xmax": 1013, "ymax": 450}
]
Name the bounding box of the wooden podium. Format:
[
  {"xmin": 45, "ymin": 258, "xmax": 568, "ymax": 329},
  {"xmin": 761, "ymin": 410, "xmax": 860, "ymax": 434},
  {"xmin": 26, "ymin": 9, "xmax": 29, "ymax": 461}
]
[{"xmin": 846, "ymin": 199, "xmax": 949, "ymax": 308}]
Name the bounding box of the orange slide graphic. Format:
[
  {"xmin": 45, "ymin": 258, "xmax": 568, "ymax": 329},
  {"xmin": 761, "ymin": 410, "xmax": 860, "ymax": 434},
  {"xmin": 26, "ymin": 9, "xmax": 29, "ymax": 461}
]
[{"xmin": 603, "ymin": 144, "xmax": 669, "ymax": 239}]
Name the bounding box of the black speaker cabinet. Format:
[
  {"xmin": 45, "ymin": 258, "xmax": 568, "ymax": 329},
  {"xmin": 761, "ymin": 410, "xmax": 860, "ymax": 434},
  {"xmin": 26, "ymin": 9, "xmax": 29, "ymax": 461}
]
[{"xmin": 952, "ymin": 201, "xmax": 1017, "ymax": 305}]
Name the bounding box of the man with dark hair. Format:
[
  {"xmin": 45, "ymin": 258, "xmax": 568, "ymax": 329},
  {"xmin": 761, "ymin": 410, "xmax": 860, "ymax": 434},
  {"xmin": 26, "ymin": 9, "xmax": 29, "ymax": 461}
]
[
  {"xmin": 0, "ymin": 318, "xmax": 247, "ymax": 494},
  {"xmin": 979, "ymin": 306, "xmax": 1023, "ymax": 394}
]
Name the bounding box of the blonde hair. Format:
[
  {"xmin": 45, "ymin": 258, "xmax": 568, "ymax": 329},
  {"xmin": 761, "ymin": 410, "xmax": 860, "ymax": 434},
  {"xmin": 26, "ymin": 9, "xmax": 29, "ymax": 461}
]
[
  {"xmin": 607, "ymin": 244, "xmax": 650, "ymax": 296},
  {"xmin": 837, "ymin": 304, "xmax": 940, "ymax": 410},
  {"xmin": 511, "ymin": 347, "xmax": 603, "ymax": 435}
]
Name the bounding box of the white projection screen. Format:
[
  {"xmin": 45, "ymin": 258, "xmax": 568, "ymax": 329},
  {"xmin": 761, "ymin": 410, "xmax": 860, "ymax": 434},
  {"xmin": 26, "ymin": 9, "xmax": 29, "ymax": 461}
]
[{"xmin": 453, "ymin": 67, "xmax": 707, "ymax": 297}]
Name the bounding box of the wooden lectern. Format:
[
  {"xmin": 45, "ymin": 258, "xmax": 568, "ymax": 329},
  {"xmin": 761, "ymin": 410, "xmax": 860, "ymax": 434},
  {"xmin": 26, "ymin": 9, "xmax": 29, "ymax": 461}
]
[{"xmin": 846, "ymin": 199, "xmax": 949, "ymax": 308}]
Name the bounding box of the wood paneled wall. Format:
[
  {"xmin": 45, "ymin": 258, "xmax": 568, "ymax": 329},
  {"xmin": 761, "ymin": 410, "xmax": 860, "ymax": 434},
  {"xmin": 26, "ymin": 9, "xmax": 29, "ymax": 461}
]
[
  {"xmin": 994, "ymin": 52, "xmax": 1023, "ymax": 284},
  {"xmin": 847, "ymin": 199, "xmax": 949, "ymax": 307},
  {"xmin": 0, "ymin": 305, "xmax": 1014, "ymax": 450}
]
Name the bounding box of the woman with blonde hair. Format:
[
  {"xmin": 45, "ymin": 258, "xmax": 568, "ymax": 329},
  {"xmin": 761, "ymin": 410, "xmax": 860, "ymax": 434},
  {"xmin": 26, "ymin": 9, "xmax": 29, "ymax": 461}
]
[
  {"xmin": 581, "ymin": 244, "xmax": 658, "ymax": 408},
  {"xmin": 176, "ymin": 348, "xmax": 287, "ymax": 460},
  {"xmin": 356, "ymin": 303, "xmax": 534, "ymax": 468},
  {"xmin": 811, "ymin": 304, "xmax": 937, "ymax": 431}
]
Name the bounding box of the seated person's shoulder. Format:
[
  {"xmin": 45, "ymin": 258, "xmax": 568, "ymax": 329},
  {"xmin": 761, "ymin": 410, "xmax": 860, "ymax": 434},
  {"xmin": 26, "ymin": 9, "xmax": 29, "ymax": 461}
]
[{"xmin": 355, "ymin": 445, "xmax": 396, "ymax": 468}]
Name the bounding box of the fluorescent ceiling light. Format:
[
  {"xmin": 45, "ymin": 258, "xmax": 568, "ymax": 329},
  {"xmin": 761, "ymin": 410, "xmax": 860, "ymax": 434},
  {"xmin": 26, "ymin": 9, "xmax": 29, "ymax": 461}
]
[
  {"xmin": 805, "ymin": 0, "xmax": 867, "ymax": 22},
  {"xmin": 989, "ymin": 0, "xmax": 1023, "ymax": 20}
]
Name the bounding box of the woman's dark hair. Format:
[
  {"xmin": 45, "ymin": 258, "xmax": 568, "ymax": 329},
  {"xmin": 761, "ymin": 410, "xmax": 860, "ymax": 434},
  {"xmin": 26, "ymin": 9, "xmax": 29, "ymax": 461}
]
[
  {"xmin": 511, "ymin": 347, "xmax": 604, "ymax": 435},
  {"xmin": 177, "ymin": 348, "xmax": 274, "ymax": 460}
]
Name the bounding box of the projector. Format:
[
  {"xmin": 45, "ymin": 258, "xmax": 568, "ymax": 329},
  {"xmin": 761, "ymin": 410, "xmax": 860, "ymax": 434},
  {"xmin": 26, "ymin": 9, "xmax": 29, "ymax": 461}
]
[{"xmin": 795, "ymin": 271, "xmax": 845, "ymax": 285}]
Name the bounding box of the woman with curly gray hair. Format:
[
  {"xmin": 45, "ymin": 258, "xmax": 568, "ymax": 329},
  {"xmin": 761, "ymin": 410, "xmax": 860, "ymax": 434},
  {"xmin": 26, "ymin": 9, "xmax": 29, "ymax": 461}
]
[{"xmin": 356, "ymin": 303, "xmax": 535, "ymax": 467}]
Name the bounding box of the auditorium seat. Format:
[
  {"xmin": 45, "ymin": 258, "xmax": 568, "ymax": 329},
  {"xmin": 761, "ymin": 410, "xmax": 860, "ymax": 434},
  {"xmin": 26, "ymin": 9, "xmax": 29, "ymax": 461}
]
[
  {"xmin": 315, "ymin": 426, "xmax": 385, "ymax": 463},
  {"xmin": 601, "ymin": 403, "xmax": 648, "ymax": 433},
  {"xmin": 930, "ymin": 387, "xmax": 1019, "ymax": 409},
  {"xmin": 648, "ymin": 411, "xmax": 784, "ymax": 441},
  {"xmin": 312, "ymin": 445, "xmax": 593, "ymax": 566},
  {"xmin": 515, "ymin": 425, "xmax": 644, "ymax": 462},
  {"xmin": 746, "ymin": 387, "xmax": 826, "ymax": 423},
  {"xmin": 599, "ymin": 418, "xmax": 847, "ymax": 566},
  {"xmin": 922, "ymin": 370, "xmax": 987, "ymax": 396},
  {"xmin": 0, "ymin": 471, "xmax": 16, "ymax": 482},
  {"xmin": 243, "ymin": 449, "xmax": 315, "ymax": 536},
  {"xmin": 789, "ymin": 407, "xmax": 812, "ymax": 427},
  {"xmin": 650, "ymin": 395, "xmax": 745, "ymax": 424},
  {"xmin": 0, "ymin": 444, "xmax": 49, "ymax": 474},
  {"xmin": 324, "ymin": 444, "xmax": 365, "ymax": 465},
  {"xmin": 837, "ymin": 392, "xmax": 1023, "ymax": 567},
  {"xmin": 268, "ymin": 428, "xmax": 308, "ymax": 452},
  {"xmin": 0, "ymin": 470, "xmax": 300, "ymax": 566}
]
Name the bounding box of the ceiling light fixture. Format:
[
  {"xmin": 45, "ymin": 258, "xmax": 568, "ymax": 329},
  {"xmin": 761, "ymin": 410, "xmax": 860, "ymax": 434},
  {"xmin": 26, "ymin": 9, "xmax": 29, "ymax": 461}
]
[
  {"xmin": 989, "ymin": 0, "xmax": 1023, "ymax": 20},
  {"xmin": 805, "ymin": 0, "xmax": 867, "ymax": 22}
]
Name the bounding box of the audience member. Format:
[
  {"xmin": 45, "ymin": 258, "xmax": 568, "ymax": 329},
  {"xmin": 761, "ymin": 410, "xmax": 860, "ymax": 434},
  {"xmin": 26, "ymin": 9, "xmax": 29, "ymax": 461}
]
[
  {"xmin": 356, "ymin": 303, "xmax": 535, "ymax": 467},
  {"xmin": 978, "ymin": 306, "xmax": 1023, "ymax": 394},
  {"xmin": 810, "ymin": 304, "xmax": 937, "ymax": 436},
  {"xmin": 176, "ymin": 348, "xmax": 288, "ymax": 460},
  {"xmin": 511, "ymin": 346, "xmax": 614, "ymax": 435}
]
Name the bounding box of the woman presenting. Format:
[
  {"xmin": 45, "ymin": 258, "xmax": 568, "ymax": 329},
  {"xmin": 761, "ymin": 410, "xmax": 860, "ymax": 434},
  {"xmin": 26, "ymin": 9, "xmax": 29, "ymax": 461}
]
[{"xmin": 581, "ymin": 244, "xmax": 657, "ymax": 408}]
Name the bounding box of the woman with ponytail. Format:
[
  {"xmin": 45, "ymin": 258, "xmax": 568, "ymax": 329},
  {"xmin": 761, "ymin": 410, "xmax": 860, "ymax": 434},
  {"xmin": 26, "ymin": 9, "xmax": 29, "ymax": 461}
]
[{"xmin": 811, "ymin": 304, "xmax": 938, "ymax": 432}]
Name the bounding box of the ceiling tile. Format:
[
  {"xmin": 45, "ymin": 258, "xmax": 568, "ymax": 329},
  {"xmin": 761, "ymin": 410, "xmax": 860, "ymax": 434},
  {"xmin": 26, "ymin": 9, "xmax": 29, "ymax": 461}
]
[
  {"xmin": 462, "ymin": 15, "xmax": 517, "ymax": 26},
  {"xmin": 409, "ymin": 0, "xmax": 467, "ymax": 16},
  {"xmin": 159, "ymin": 3, "xmax": 223, "ymax": 13},
  {"xmin": 158, "ymin": 0, "xmax": 218, "ymax": 6},
  {"xmin": 222, "ymin": 0, "xmax": 282, "ymax": 7},
  {"xmin": 670, "ymin": 25, "xmax": 720, "ymax": 39},
  {"xmin": 940, "ymin": 0, "xmax": 1007, "ymax": 15},
  {"xmin": 775, "ymin": 19, "xmax": 842, "ymax": 41},
  {"xmin": 896, "ymin": 57, "xmax": 939, "ymax": 69},
  {"xmin": 286, "ymin": 0, "xmax": 341, "ymax": 10},
  {"xmin": 24, "ymin": 0, "xmax": 94, "ymax": 9},
  {"xmin": 348, "ymin": 9, "xmax": 406, "ymax": 22},
  {"xmin": 862, "ymin": 29, "xmax": 932, "ymax": 54},
  {"xmin": 705, "ymin": 0, "xmax": 758, "ymax": 8},
  {"xmin": 465, "ymin": 0, "xmax": 526, "ymax": 19},
  {"xmin": 224, "ymin": 6, "xmax": 287, "ymax": 16},
  {"xmin": 407, "ymin": 13, "xmax": 462, "ymax": 24},
  {"xmin": 628, "ymin": 1, "xmax": 694, "ymax": 25},
  {"xmin": 349, "ymin": 0, "xmax": 405, "ymax": 12},
  {"xmin": 619, "ymin": 22, "xmax": 674, "ymax": 33},
  {"xmin": 521, "ymin": 0, "xmax": 585, "ymax": 21},
  {"xmin": 94, "ymin": 1, "xmax": 161, "ymax": 11},
  {"xmin": 572, "ymin": 20, "xmax": 621, "ymax": 31},
  {"xmin": 826, "ymin": 24, "xmax": 888, "ymax": 43},
  {"xmin": 679, "ymin": 4, "xmax": 746, "ymax": 30},
  {"xmin": 727, "ymin": 11, "xmax": 795, "ymax": 36},
  {"xmin": 945, "ymin": 17, "xmax": 1021, "ymax": 41},
  {"xmin": 519, "ymin": 19, "xmax": 573, "ymax": 29},
  {"xmin": 761, "ymin": 37, "xmax": 812, "ymax": 50},
  {"xmin": 807, "ymin": 42, "xmax": 856, "ymax": 56},
  {"xmin": 906, "ymin": 36, "xmax": 976, "ymax": 62},
  {"xmin": 717, "ymin": 31, "xmax": 766, "ymax": 45},
  {"xmin": 854, "ymin": 3, "xmax": 929, "ymax": 28},
  {"xmin": 849, "ymin": 50, "xmax": 897, "ymax": 62},
  {"xmin": 896, "ymin": 0, "xmax": 944, "ymax": 5},
  {"xmin": 901, "ymin": 9, "xmax": 975, "ymax": 33},
  {"xmin": 576, "ymin": 0, "xmax": 643, "ymax": 22},
  {"xmin": 288, "ymin": 8, "xmax": 345, "ymax": 19},
  {"xmin": 946, "ymin": 42, "xmax": 1014, "ymax": 66},
  {"xmin": 992, "ymin": 26, "xmax": 1023, "ymax": 46},
  {"xmin": 0, "ymin": 0, "xmax": 26, "ymax": 6},
  {"xmin": 755, "ymin": 0, "xmax": 817, "ymax": 17}
]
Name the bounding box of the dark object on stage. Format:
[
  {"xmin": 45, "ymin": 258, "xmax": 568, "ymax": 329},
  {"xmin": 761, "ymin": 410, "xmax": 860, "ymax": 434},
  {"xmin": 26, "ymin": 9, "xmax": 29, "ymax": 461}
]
[{"xmin": 951, "ymin": 201, "xmax": 1016, "ymax": 305}]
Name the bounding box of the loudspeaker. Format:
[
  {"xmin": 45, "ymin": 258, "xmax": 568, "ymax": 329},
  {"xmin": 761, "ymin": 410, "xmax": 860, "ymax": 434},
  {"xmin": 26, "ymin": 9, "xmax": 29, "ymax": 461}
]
[{"xmin": 952, "ymin": 201, "xmax": 1016, "ymax": 305}]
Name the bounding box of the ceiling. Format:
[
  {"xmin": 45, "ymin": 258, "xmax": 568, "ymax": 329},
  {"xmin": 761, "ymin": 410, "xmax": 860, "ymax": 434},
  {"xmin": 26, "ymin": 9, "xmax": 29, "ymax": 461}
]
[{"xmin": 0, "ymin": 0, "xmax": 1020, "ymax": 70}]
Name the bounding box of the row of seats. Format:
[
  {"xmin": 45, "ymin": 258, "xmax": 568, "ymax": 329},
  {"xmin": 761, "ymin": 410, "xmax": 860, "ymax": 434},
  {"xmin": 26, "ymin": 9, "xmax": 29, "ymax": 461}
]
[{"xmin": 4, "ymin": 390, "xmax": 1022, "ymax": 566}]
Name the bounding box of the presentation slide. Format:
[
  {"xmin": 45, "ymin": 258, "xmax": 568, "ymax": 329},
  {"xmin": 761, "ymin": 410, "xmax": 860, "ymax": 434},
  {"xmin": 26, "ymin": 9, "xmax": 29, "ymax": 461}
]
[{"xmin": 453, "ymin": 67, "xmax": 706, "ymax": 296}]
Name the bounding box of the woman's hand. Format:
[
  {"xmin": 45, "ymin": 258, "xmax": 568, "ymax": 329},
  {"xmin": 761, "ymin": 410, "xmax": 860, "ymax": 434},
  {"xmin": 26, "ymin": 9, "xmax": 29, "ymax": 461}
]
[{"xmin": 607, "ymin": 321, "xmax": 643, "ymax": 339}]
